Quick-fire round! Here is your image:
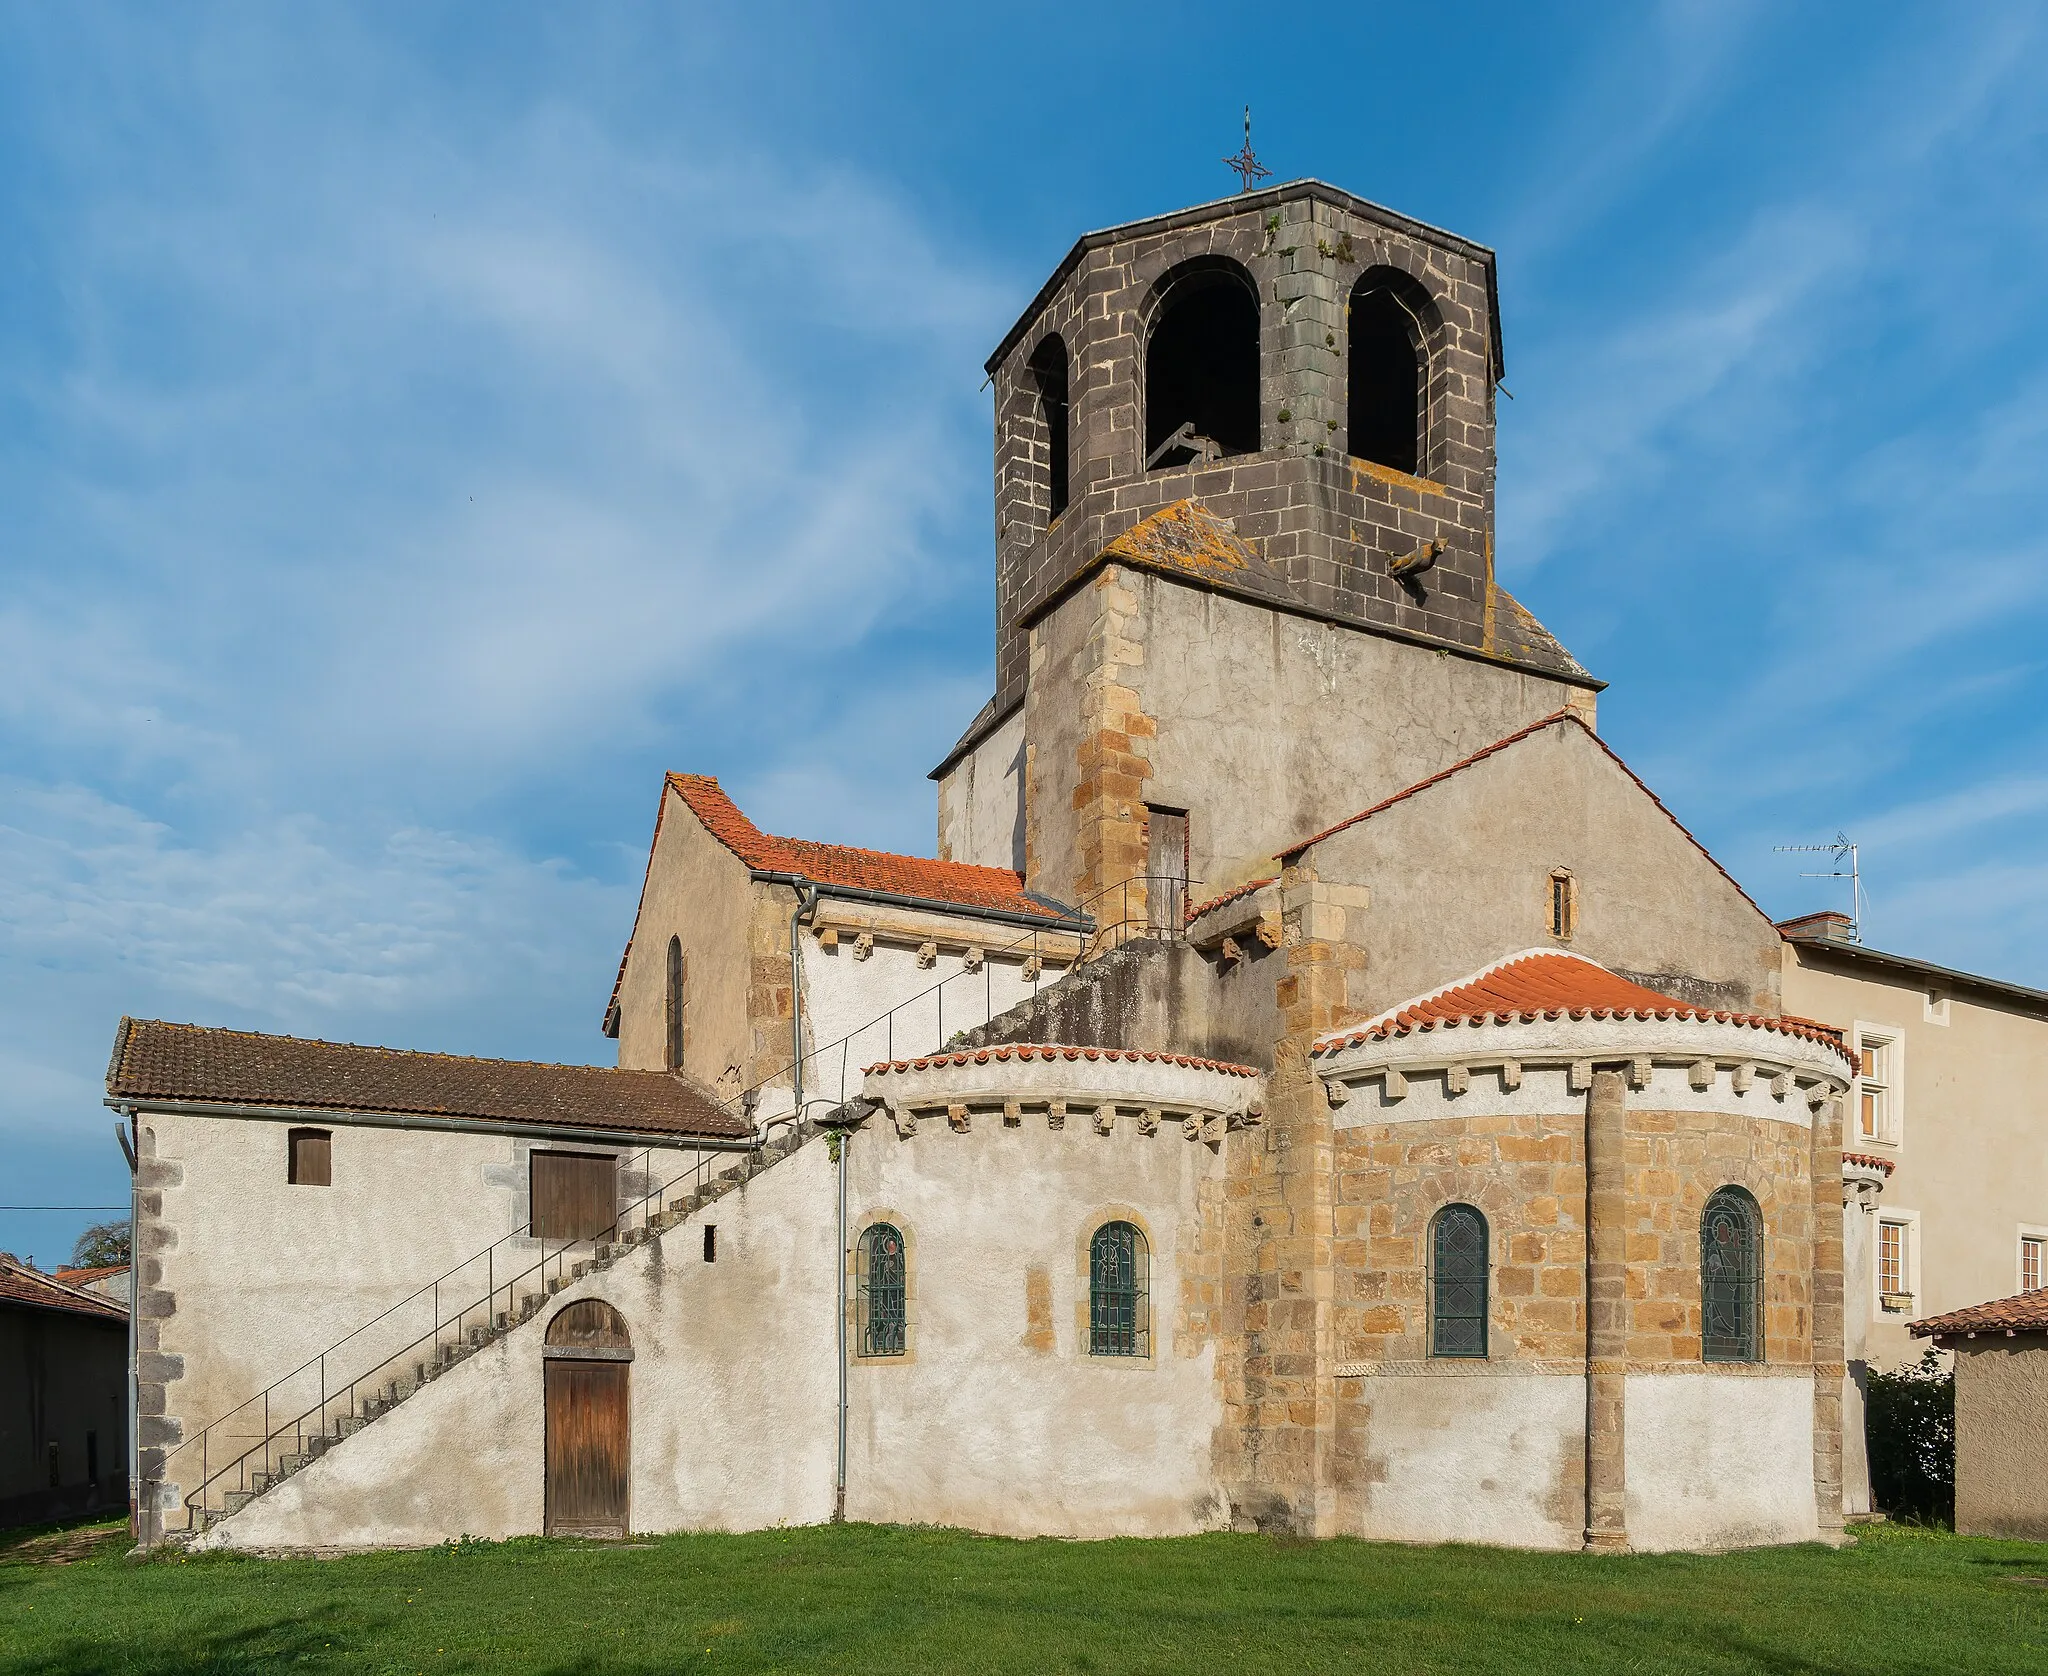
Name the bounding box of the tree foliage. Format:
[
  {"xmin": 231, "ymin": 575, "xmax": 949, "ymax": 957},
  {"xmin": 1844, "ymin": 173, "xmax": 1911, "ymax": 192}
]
[
  {"xmin": 70, "ymin": 1218, "xmax": 131, "ymax": 1268},
  {"xmin": 1864, "ymin": 1348, "xmax": 1955, "ymax": 1525}
]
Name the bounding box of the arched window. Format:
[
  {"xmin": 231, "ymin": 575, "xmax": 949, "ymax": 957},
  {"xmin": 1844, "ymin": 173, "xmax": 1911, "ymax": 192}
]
[
  {"xmin": 857, "ymin": 1222, "xmax": 908, "ymax": 1357},
  {"xmin": 1348, "ymin": 274, "xmax": 1426, "ymax": 477},
  {"xmin": 1028, "ymin": 333, "xmax": 1071, "ymax": 520},
  {"xmin": 1430, "ymin": 1204, "xmax": 1489, "ymax": 1358},
  {"xmin": 1145, "ymin": 263, "xmax": 1259, "ymax": 471},
  {"xmin": 1701, "ymin": 1186, "xmax": 1763, "ymax": 1363},
  {"xmin": 1088, "ymin": 1220, "xmax": 1149, "ymax": 1356},
  {"xmin": 664, "ymin": 935, "xmax": 686, "ymax": 1072}
]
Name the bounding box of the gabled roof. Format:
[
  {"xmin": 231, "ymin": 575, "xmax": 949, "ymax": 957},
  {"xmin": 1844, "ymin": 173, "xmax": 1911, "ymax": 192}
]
[
  {"xmin": 1280, "ymin": 709, "xmax": 1772, "ymax": 927},
  {"xmin": 54, "ymin": 1264, "xmax": 128, "ymax": 1287},
  {"xmin": 0, "ymin": 1255, "xmax": 128, "ymax": 1323},
  {"xmin": 664, "ymin": 774, "xmax": 1080, "ymax": 925},
  {"xmin": 107, "ymin": 1018, "xmax": 748, "ymax": 1140},
  {"xmin": 1313, "ymin": 950, "xmax": 1850, "ymax": 1061},
  {"xmin": 605, "ymin": 774, "xmax": 1086, "ymax": 1036},
  {"xmin": 1913, "ymin": 1289, "xmax": 2048, "ymax": 1339}
]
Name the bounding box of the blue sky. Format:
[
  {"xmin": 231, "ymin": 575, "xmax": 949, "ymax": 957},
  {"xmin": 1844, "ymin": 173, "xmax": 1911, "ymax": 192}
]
[{"xmin": 4, "ymin": 2, "xmax": 2045, "ymax": 1262}]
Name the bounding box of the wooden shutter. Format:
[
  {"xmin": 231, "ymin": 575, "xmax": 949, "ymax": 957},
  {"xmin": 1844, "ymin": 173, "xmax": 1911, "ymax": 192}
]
[
  {"xmin": 531, "ymin": 1151, "xmax": 618, "ymax": 1242},
  {"xmin": 288, "ymin": 1128, "xmax": 332, "ymax": 1186}
]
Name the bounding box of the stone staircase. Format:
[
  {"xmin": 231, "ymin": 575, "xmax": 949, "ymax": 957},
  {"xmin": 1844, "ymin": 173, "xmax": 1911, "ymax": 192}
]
[{"xmin": 189, "ymin": 1117, "xmax": 828, "ymax": 1535}]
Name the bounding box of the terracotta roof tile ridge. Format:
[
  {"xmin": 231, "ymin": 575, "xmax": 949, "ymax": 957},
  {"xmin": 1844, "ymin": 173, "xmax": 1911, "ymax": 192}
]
[
  {"xmin": 777, "ymin": 835, "xmax": 1032, "ymax": 890},
  {"xmin": 1279, "ymin": 713, "xmax": 1773, "ymax": 931},
  {"xmin": 0, "ymin": 1256, "xmax": 128, "ymax": 1321},
  {"xmin": 863, "ymin": 1042, "xmax": 1260, "ymax": 1077},
  {"xmin": 54, "ymin": 1263, "xmax": 129, "ymax": 1284},
  {"xmin": 1912, "ymin": 1289, "xmax": 2048, "ymax": 1337},
  {"xmin": 1311, "ymin": 951, "xmax": 1852, "ymax": 1063},
  {"xmin": 1284, "ymin": 712, "xmax": 1581, "ymax": 855},
  {"xmin": 1842, "ymin": 1152, "xmax": 1896, "ymax": 1174},
  {"xmin": 1185, "ymin": 875, "xmax": 1278, "ymax": 922},
  {"xmin": 1313, "ymin": 948, "xmax": 1574, "ymax": 1047}
]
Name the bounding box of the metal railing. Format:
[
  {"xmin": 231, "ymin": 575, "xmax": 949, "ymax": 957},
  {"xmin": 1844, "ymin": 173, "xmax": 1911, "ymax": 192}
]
[{"xmin": 158, "ymin": 871, "xmax": 1197, "ymax": 1534}]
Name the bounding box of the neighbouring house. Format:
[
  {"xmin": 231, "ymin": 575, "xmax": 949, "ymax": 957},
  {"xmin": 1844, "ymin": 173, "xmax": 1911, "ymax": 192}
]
[
  {"xmin": 1779, "ymin": 913, "xmax": 2048, "ymax": 1516},
  {"xmin": 0, "ymin": 1255, "xmax": 129, "ymax": 1529},
  {"xmin": 115, "ymin": 177, "xmax": 1897, "ymax": 1556},
  {"xmin": 55, "ymin": 1265, "xmax": 132, "ymax": 1305},
  {"xmin": 1911, "ymin": 1290, "xmax": 2048, "ymax": 1539}
]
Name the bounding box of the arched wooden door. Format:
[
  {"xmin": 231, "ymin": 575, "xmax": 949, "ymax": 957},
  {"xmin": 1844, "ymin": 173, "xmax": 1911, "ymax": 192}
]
[{"xmin": 544, "ymin": 1300, "xmax": 631, "ymax": 1537}]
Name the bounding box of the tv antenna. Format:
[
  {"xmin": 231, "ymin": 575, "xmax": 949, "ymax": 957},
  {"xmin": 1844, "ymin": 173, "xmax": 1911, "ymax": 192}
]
[
  {"xmin": 1774, "ymin": 833, "xmax": 1864, "ymax": 943},
  {"xmin": 1223, "ymin": 107, "xmax": 1271, "ymax": 193}
]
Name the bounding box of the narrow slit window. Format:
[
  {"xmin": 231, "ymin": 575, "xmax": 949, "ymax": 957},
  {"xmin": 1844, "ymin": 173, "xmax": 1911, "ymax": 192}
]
[
  {"xmin": 1430, "ymin": 1204, "xmax": 1489, "ymax": 1358},
  {"xmin": 857, "ymin": 1222, "xmax": 907, "ymax": 1357},
  {"xmin": 703, "ymin": 1224, "xmax": 717, "ymax": 1264},
  {"xmin": 287, "ymin": 1127, "xmax": 332, "ymax": 1187},
  {"xmin": 1877, "ymin": 1218, "xmax": 1914, "ymax": 1311},
  {"xmin": 1088, "ymin": 1220, "xmax": 1149, "ymax": 1357},
  {"xmin": 1701, "ymin": 1186, "xmax": 1763, "ymax": 1362},
  {"xmin": 1549, "ymin": 870, "xmax": 1578, "ymax": 941},
  {"xmin": 665, "ymin": 935, "xmax": 687, "ymax": 1072},
  {"xmin": 2022, "ymin": 1235, "xmax": 2044, "ymax": 1294}
]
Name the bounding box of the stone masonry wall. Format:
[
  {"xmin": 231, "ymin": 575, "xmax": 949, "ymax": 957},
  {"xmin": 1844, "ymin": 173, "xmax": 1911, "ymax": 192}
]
[{"xmin": 986, "ymin": 184, "xmax": 1575, "ymax": 697}]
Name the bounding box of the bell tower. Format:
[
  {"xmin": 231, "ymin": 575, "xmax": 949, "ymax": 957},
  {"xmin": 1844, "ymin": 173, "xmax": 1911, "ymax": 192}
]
[{"xmin": 984, "ymin": 179, "xmax": 1582, "ymax": 702}]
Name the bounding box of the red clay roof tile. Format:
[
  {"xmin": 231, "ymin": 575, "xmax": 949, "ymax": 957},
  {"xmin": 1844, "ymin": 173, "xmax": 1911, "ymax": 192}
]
[
  {"xmin": 1912, "ymin": 1290, "xmax": 2048, "ymax": 1338},
  {"xmin": 108, "ymin": 1018, "xmax": 747, "ymax": 1140},
  {"xmin": 864, "ymin": 1043, "xmax": 1260, "ymax": 1077},
  {"xmin": 0, "ymin": 1257, "xmax": 128, "ymax": 1323},
  {"xmin": 1313, "ymin": 952, "xmax": 1851, "ymax": 1062}
]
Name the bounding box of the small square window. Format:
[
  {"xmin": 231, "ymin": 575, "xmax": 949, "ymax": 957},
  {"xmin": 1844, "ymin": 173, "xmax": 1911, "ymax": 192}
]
[{"xmin": 288, "ymin": 1127, "xmax": 331, "ymax": 1187}]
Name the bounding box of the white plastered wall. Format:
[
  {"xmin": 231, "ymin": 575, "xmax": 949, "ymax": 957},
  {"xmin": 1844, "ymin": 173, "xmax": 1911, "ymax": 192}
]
[
  {"xmin": 840, "ymin": 1100, "xmax": 1230, "ymax": 1537},
  {"xmin": 935, "ymin": 705, "xmax": 1027, "ymax": 871},
  {"xmin": 205, "ymin": 1140, "xmax": 840, "ymax": 1549},
  {"xmin": 1624, "ymin": 1372, "xmax": 1819, "ymax": 1551},
  {"xmin": 146, "ymin": 1109, "xmax": 712, "ymax": 1517},
  {"xmin": 1341, "ymin": 1371, "xmax": 1584, "ymax": 1549}
]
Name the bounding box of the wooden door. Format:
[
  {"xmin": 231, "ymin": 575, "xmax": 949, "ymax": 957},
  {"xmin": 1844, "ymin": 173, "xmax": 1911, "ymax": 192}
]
[{"xmin": 545, "ymin": 1360, "xmax": 628, "ymax": 1537}]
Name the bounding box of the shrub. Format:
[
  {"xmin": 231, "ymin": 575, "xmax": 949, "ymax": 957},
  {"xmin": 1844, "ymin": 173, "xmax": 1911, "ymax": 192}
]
[{"xmin": 1864, "ymin": 1349, "xmax": 1954, "ymax": 1525}]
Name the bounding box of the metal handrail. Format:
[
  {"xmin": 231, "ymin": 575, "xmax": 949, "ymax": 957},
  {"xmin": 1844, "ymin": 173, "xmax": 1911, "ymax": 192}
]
[{"xmin": 162, "ymin": 871, "xmax": 1197, "ymax": 1532}]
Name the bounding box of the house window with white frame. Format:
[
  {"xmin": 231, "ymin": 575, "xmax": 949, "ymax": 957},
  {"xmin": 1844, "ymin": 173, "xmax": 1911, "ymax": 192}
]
[
  {"xmin": 2023, "ymin": 1232, "xmax": 2045, "ymax": 1295},
  {"xmin": 1856, "ymin": 1028, "xmax": 1899, "ymax": 1144},
  {"xmin": 1877, "ymin": 1214, "xmax": 1915, "ymax": 1312}
]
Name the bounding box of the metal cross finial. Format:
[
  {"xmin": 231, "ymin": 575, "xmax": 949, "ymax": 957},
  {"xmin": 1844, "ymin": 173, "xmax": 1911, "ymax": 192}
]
[{"xmin": 1223, "ymin": 106, "xmax": 1271, "ymax": 193}]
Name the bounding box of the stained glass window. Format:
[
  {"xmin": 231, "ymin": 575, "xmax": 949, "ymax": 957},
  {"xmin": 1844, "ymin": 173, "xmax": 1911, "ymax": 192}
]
[
  {"xmin": 1701, "ymin": 1187, "xmax": 1762, "ymax": 1363},
  {"xmin": 858, "ymin": 1223, "xmax": 907, "ymax": 1357},
  {"xmin": 1431, "ymin": 1204, "xmax": 1489, "ymax": 1358},
  {"xmin": 1089, "ymin": 1221, "xmax": 1148, "ymax": 1356}
]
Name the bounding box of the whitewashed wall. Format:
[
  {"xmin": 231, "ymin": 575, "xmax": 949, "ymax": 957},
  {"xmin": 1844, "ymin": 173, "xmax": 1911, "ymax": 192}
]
[{"xmin": 1624, "ymin": 1372, "xmax": 1819, "ymax": 1551}]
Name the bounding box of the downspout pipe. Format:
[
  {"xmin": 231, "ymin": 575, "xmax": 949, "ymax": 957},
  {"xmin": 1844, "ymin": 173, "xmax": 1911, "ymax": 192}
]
[
  {"xmin": 785, "ymin": 885, "xmax": 820, "ymax": 1141},
  {"xmin": 113, "ymin": 1108, "xmax": 139, "ymax": 1545},
  {"xmin": 835, "ymin": 1121, "xmax": 849, "ymax": 1522}
]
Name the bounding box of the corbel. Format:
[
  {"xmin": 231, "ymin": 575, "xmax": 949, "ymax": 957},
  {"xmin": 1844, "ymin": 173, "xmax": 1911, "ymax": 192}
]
[
  {"xmin": 1094, "ymin": 1106, "xmax": 1116, "ymax": 1136},
  {"xmin": 1021, "ymin": 954, "xmax": 1043, "ymax": 982},
  {"xmin": 1138, "ymin": 1107, "xmax": 1161, "ymax": 1137},
  {"xmin": 1200, "ymin": 1112, "xmax": 1227, "ymax": 1145},
  {"xmin": 962, "ymin": 946, "xmax": 985, "ymax": 973},
  {"xmin": 1321, "ymin": 1076, "xmax": 1350, "ymax": 1108},
  {"xmin": 1445, "ymin": 1065, "xmax": 1470, "ymax": 1096},
  {"xmin": 889, "ymin": 1100, "xmax": 919, "ymax": 1139},
  {"xmin": 947, "ymin": 1102, "xmax": 971, "ymax": 1133},
  {"xmin": 1183, "ymin": 1114, "xmax": 1203, "ymax": 1142},
  {"xmin": 1002, "ymin": 1099, "xmax": 1021, "ymax": 1129},
  {"xmin": 1732, "ymin": 1063, "xmax": 1755, "ymax": 1095},
  {"xmin": 814, "ymin": 926, "xmax": 839, "ymax": 951},
  {"xmin": 852, "ymin": 932, "xmax": 875, "ymax": 962},
  {"xmin": 1772, "ymin": 1072, "xmax": 1794, "ymax": 1101},
  {"xmin": 1569, "ymin": 1060, "xmax": 1593, "ymax": 1094},
  {"xmin": 1378, "ymin": 1068, "xmax": 1407, "ymax": 1101},
  {"xmin": 1628, "ymin": 1057, "xmax": 1652, "ymax": 1091},
  {"xmin": 915, "ymin": 942, "xmax": 938, "ymax": 970},
  {"xmin": 1255, "ymin": 909, "xmax": 1283, "ymax": 950},
  {"xmin": 1219, "ymin": 936, "xmax": 1244, "ymax": 965},
  {"xmin": 1689, "ymin": 1060, "xmax": 1715, "ymax": 1092},
  {"xmin": 1499, "ymin": 1060, "xmax": 1523, "ymax": 1092},
  {"xmin": 1047, "ymin": 1099, "xmax": 1067, "ymax": 1132}
]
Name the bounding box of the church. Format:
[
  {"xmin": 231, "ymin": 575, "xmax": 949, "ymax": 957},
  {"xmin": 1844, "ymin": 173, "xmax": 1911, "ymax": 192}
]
[{"xmin": 108, "ymin": 178, "xmax": 1858, "ymax": 1554}]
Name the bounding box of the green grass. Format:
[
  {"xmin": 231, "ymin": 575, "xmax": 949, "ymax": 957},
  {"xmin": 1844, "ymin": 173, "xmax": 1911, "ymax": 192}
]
[{"xmin": 2, "ymin": 1518, "xmax": 2045, "ymax": 1675}]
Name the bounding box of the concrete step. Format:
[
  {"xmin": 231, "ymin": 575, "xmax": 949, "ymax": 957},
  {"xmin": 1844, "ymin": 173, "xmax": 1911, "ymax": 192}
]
[{"xmin": 222, "ymin": 1490, "xmax": 255, "ymax": 1515}]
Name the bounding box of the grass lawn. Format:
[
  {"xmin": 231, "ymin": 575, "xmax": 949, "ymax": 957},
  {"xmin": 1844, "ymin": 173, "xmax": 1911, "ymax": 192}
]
[{"xmin": 2, "ymin": 1517, "xmax": 2045, "ymax": 1675}]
